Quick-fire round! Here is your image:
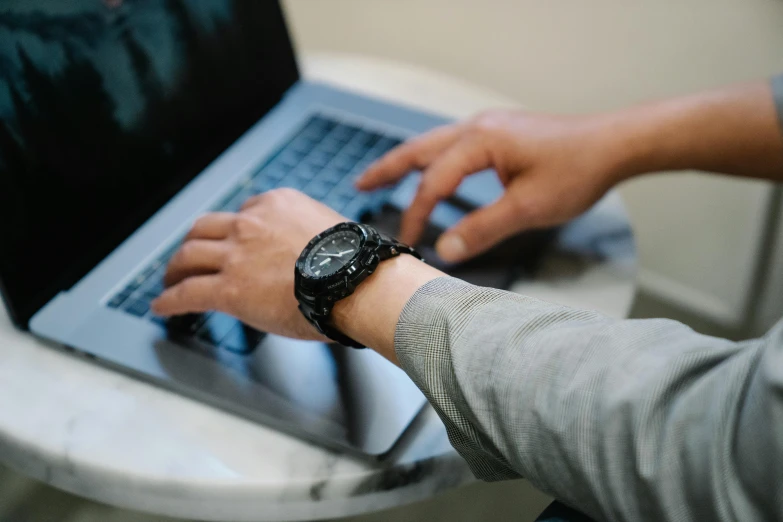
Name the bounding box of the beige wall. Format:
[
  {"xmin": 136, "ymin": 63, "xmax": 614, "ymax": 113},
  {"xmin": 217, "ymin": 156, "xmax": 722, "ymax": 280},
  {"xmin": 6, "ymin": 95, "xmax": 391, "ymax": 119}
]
[{"xmin": 282, "ymin": 0, "xmax": 783, "ymax": 327}]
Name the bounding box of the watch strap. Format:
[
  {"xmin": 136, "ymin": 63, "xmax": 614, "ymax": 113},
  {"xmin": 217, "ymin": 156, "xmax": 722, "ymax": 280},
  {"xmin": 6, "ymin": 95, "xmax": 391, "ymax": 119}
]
[{"xmin": 377, "ymin": 231, "xmax": 423, "ymax": 261}]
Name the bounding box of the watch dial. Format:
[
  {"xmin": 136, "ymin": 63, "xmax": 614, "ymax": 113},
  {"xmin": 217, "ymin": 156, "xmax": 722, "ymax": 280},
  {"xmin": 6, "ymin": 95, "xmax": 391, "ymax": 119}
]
[{"xmin": 305, "ymin": 229, "xmax": 362, "ymax": 277}]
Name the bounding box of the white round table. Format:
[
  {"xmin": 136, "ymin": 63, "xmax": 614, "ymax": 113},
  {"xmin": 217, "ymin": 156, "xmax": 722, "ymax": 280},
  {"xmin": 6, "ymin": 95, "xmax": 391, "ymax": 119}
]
[{"xmin": 0, "ymin": 53, "xmax": 637, "ymax": 522}]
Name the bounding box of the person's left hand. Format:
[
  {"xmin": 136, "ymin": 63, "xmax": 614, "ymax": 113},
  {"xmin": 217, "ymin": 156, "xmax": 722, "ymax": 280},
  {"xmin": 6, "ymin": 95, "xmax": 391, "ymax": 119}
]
[{"xmin": 150, "ymin": 188, "xmax": 344, "ymax": 340}]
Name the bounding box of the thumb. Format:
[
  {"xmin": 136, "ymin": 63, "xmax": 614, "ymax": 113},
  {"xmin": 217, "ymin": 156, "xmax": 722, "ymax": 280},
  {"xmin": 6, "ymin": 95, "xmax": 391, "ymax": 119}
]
[{"xmin": 435, "ymin": 195, "xmax": 525, "ymax": 263}]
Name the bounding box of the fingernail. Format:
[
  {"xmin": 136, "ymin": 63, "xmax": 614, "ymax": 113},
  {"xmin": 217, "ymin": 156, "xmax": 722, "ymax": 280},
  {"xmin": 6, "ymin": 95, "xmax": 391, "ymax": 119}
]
[{"xmin": 436, "ymin": 234, "xmax": 467, "ymax": 262}]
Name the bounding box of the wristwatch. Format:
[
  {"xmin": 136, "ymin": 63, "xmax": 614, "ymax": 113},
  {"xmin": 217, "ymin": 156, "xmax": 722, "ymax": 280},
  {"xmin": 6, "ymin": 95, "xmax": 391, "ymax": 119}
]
[{"xmin": 294, "ymin": 222, "xmax": 422, "ymax": 348}]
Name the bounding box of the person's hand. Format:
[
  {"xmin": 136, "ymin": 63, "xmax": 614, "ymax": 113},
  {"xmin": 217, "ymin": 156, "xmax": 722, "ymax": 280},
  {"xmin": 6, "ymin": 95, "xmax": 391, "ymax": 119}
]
[
  {"xmin": 150, "ymin": 189, "xmax": 344, "ymax": 340},
  {"xmin": 356, "ymin": 110, "xmax": 627, "ymax": 263}
]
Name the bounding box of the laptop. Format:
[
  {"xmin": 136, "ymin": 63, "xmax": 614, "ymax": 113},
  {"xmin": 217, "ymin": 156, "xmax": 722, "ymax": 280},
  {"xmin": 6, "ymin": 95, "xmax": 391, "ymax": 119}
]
[{"xmin": 0, "ymin": 1, "xmax": 510, "ymax": 458}]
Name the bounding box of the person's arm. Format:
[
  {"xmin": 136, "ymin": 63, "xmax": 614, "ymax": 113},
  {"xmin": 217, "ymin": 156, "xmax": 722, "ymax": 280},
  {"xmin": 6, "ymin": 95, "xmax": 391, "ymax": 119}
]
[
  {"xmin": 335, "ymin": 274, "xmax": 783, "ymax": 522},
  {"xmin": 608, "ymin": 79, "xmax": 783, "ymax": 183},
  {"xmin": 773, "ymin": 74, "xmax": 783, "ymax": 132},
  {"xmin": 356, "ymin": 78, "xmax": 783, "ymax": 263},
  {"xmin": 151, "ymin": 76, "xmax": 783, "ymax": 522},
  {"xmin": 150, "ymin": 191, "xmax": 783, "ymax": 522}
]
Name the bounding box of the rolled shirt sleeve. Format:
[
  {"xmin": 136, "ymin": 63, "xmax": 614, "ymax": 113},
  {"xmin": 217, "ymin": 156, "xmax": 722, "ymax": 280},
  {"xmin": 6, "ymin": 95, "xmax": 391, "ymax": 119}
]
[{"xmin": 395, "ymin": 277, "xmax": 783, "ymax": 522}]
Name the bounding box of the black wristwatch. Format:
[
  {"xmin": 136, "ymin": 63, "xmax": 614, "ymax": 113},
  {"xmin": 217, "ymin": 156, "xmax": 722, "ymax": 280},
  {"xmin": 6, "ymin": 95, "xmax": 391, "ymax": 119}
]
[{"xmin": 294, "ymin": 222, "xmax": 422, "ymax": 348}]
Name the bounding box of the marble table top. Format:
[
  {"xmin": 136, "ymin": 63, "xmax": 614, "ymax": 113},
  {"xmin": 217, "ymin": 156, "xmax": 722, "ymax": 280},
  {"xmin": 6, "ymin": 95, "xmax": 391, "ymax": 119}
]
[{"xmin": 0, "ymin": 53, "xmax": 637, "ymax": 522}]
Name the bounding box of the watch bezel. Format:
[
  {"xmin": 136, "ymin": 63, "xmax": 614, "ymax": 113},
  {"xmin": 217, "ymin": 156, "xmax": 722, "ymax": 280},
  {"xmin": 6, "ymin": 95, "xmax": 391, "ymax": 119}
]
[{"xmin": 296, "ymin": 222, "xmax": 373, "ymax": 284}]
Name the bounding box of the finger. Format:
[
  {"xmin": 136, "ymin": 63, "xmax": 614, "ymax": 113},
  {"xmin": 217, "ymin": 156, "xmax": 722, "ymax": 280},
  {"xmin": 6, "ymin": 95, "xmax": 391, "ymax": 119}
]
[
  {"xmin": 355, "ymin": 124, "xmax": 463, "ymax": 190},
  {"xmin": 151, "ymin": 274, "xmax": 224, "ymax": 317},
  {"xmin": 399, "ymin": 137, "xmax": 492, "ymax": 245},
  {"xmin": 164, "ymin": 239, "xmax": 229, "ymax": 287},
  {"xmin": 435, "ymin": 195, "xmax": 524, "ymax": 263},
  {"xmin": 184, "ymin": 213, "xmax": 236, "ymax": 241}
]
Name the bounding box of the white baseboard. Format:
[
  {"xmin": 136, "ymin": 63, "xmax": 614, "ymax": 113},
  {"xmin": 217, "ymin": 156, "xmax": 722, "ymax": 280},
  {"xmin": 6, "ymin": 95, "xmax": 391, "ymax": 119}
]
[{"xmin": 637, "ymin": 269, "xmax": 742, "ymax": 329}]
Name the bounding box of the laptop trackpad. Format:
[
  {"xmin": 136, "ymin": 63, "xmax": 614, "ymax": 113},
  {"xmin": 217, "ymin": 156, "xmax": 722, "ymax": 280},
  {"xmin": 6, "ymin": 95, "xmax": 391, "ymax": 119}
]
[{"xmin": 152, "ymin": 333, "xmax": 425, "ymax": 457}]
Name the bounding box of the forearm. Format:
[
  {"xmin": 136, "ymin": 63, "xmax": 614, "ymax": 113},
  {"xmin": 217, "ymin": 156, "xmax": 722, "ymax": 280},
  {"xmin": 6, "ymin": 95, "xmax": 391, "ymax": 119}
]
[{"xmin": 600, "ymin": 80, "xmax": 783, "ymax": 182}]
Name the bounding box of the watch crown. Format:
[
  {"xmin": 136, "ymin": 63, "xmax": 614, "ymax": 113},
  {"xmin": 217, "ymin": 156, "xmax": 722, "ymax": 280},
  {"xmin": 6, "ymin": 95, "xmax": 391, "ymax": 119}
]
[{"xmin": 390, "ymin": 247, "xmax": 398, "ymax": 255}]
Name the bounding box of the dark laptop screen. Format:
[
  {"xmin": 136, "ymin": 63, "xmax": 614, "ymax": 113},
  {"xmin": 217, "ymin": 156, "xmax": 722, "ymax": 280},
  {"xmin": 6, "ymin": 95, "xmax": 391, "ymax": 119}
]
[{"xmin": 0, "ymin": 0, "xmax": 299, "ymax": 327}]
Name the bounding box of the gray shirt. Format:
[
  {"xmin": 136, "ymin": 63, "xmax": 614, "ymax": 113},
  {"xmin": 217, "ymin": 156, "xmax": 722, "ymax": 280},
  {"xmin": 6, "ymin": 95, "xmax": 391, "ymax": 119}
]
[{"xmin": 394, "ymin": 76, "xmax": 783, "ymax": 522}]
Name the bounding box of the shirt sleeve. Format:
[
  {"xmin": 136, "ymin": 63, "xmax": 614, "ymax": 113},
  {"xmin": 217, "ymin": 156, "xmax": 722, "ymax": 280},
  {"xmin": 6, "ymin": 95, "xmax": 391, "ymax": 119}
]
[
  {"xmin": 773, "ymin": 74, "xmax": 783, "ymax": 130},
  {"xmin": 395, "ymin": 276, "xmax": 783, "ymax": 522}
]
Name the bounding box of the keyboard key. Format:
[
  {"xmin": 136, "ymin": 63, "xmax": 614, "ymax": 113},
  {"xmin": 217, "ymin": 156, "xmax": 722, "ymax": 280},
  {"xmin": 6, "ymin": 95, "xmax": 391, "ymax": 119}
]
[
  {"xmin": 324, "ymin": 192, "xmax": 354, "ymax": 213},
  {"xmin": 374, "ymin": 136, "xmax": 402, "ymax": 155},
  {"xmin": 303, "ymin": 180, "xmax": 334, "ymax": 199},
  {"xmin": 222, "ymin": 189, "xmax": 255, "ymax": 212},
  {"xmin": 288, "ymin": 136, "xmax": 318, "ymax": 154},
  {"xmin": 251, "ymin": 175, "xmax": 278, "ymax": 193},
  {"xmin": 261, "ymin": 164, "xmax": 290, "ymax": 181},
  {"xmin": 143, "ymin": 267, "xmax": 165, "ymax": 287},
  {"xmin": 331, "ymin": 153, "xmax": 359, "ymax": 173},
  {"xmin": 141, "ymin": 289, "xmax": 160, "ymax": 301},
  {"xmin": 351, "ymin": 161, "xmax": 374, "ymax": 178},
  {"xmin": 159, "ymin": 243, "xmax": 180, "ymax": 264},
  {"xmin": 221, "ymin": 323, "xmax": 265, "ymax": 354},
  {"xmin": 319, "ymin": 168, "xmax": 347, "ymax": 185},
  {"xmin": 342, "ymin": 193, "xmax": 373, "ymax": 220},
  {"xmin": 329, "ymin": 123, "xmax": 359, "ymax": 143},
  {"xmin": 299, "ymin": 119, "xmax": 333, "ymax": 141},
  {"xmin": 309, "ymin": 115, "xmax": 335, "ymax": 131},
  {"xmin": 167, "ymin": 313, "xmax": 209, "ymax": 336},
  {"xmin": 341, "ymin": 143, "xmax": 370, "ymax": 160},
  {"xmin": 361, "ymin": 150, "xmax": 383, "ymax": 164},
  {"xmin": 294, "ymin": 162, "xmax": 320, "ymax": 181},
  {"xmin": 137, "ymin": 262, "xmax": 158, "ymax": 282},
  {"xmin": 125, "ymin": 299, "xmax": 150, "ymax": 317},
  {"xmin": 122, "ymin": 278, "xmax": 144, "ymax": 298},
  {"xmin": 277, "ymin": 150, "xmax": 306, "ymax": 169},
  {"xmin": 141, "ymin": 278, "xmax": 164, "ymax": 299},
  {"xmin": 241, "ymin": 325, "xmax": 266, "ymax": 349},
  {"xmin": 108, "ymin": 291, "xmax": 131, "ymax": 308},
  {"xmin": 318, "ymin": 137, "xmax": 345, "ymax": 154},
  {"xmin": 300, "ymin": 128, "xmax": 328, "ymax": 143},
  {"xmin": 196, "ymin": 312, "xmax": 238, "ymax": 345},
  {"xmin": 353, "ymin": 130, "xmax": 381, "ymax": 148},
  {"xmin": 276, "ymin": 176, "xmax": 307, "ymax": 190},
  {"xmin": 307, "ymin": 150, "xmax": 335, "ymax": 169},
  {"xmin": 365, "ymin": 141, "xmax": 401, "ymax": 163}
]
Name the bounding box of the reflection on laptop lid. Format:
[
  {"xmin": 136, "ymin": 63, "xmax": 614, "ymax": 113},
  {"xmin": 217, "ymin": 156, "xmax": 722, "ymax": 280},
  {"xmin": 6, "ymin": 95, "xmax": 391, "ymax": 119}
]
[{"xmin": 0, "ymin": 0, "xmax": 298, "ymax": 327}]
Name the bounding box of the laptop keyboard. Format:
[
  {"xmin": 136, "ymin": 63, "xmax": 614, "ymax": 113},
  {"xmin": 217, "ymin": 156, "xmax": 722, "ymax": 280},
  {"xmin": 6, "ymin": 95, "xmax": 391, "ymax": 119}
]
[{"xmin": 106, "ymin": 114, "xmax": 402, "ymax": 354}]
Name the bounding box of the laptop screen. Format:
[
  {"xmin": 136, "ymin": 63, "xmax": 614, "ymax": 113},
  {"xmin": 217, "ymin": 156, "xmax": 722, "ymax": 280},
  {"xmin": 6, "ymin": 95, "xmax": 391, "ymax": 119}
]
[{"xmin": 0, "ymin": 1, "xmax": 299, "ymax": 327}]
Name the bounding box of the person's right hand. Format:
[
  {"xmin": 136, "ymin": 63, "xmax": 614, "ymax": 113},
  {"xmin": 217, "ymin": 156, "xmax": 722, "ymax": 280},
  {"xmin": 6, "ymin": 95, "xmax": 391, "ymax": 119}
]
[{"xmin": 355, "ymin": 110, "xmax": 628, "ymax": 263}]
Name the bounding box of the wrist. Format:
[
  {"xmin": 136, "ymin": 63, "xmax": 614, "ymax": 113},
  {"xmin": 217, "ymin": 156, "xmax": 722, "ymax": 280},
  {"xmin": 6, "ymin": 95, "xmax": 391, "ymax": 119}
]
[
  {"xmin": 331, "ymin": 254, "xmax": 443, "ymax": 364},
  {"xmin": 586, "ymin": 95, "xmax": 722, "ymax": 183},
  {"xmin": 589, "ymin": 109, "xmax": 664, "ymax": 185}
]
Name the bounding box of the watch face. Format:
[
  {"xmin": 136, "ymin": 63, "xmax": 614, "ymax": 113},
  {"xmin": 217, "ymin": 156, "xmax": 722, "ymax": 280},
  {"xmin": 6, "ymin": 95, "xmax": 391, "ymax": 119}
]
[{"xmin": 304, "ymin": 229, "xmax": 362, "ymax": 277}]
